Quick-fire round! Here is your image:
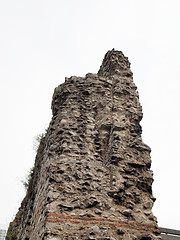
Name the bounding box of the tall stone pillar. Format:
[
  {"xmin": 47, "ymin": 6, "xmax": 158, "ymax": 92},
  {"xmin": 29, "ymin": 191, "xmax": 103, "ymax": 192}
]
[{"xmin": 6, "ymin": 50, "xmax": 161, "ymax": 240}]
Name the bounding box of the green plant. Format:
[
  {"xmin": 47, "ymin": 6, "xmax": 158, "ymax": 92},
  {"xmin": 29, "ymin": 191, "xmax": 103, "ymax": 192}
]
[
  {"xmin": 21, "ymin": 167, "xmax": 34, "ymax": 190},
  {"xmin": 33, "ymin": 131, "xmax": 47, "ymax": 151},
  {"xmin": 6, "ymin": 223, "xmax": 17, "ymax": 240},
  {"xmin": 52, "ymin": 84, "xmax": 61, "ymax": 100},
  {"xmin": 22, "ymin": 129, "xmax": 47, "ymax": 191}
]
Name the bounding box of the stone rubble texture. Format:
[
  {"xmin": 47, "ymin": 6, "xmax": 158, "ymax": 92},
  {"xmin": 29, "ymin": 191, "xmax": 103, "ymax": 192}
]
[{"xmin": 6, "ymin": 50, "xmax": 161, "ymax": 240}]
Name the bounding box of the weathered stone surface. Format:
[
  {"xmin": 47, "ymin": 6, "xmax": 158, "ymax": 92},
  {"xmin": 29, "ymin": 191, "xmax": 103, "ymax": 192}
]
[{"xmin": 6, "ymin": 50, "xmax": 161, "ymax": 240}]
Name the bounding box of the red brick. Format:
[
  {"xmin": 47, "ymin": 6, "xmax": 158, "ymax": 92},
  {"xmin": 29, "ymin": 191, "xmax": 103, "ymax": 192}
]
[{"xmin": 109, "ymin": 223, "xmax": 116, "ymax": 226}]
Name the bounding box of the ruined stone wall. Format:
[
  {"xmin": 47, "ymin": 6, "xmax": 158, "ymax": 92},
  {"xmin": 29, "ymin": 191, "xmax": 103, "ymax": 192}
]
[{"xmin": 6, "ymin": 50, "xmax": 161, "ymax": 240}]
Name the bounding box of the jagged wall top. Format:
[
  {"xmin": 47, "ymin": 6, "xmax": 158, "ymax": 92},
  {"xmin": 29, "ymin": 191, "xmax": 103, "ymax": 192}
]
[
  {"xmin": 98, "ymin": 49, "xmax": 133, "ymax": 78},
  {"xmin": 7, "ymin": 49, "xmax": 160, "ymax": 240}
]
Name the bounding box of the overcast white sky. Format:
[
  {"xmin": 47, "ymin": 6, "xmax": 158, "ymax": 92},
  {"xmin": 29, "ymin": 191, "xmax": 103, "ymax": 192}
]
[{"xmin": 0, "ymin": 0, "xmax": 180, "ymax": 231}]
